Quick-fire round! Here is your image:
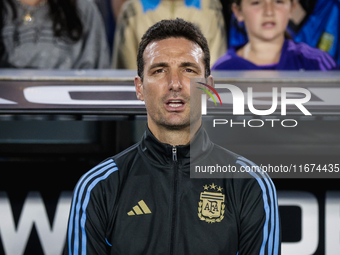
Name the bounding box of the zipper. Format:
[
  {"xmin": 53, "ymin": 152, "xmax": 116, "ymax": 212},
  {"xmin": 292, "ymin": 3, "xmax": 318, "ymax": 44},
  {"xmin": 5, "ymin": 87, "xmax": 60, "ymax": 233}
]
[
  {"xmin": 172, "ymin": 146, "xmax": 177, "ymax": 162},
  {"xmin": 170, "ymin": 146, "xmax": 178, "ymax": 255}
]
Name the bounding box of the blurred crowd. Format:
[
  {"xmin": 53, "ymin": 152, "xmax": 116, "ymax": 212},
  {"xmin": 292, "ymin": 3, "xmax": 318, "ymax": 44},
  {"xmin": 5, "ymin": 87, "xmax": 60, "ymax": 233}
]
[{"xmin": 0, "ymin": 0, "xmax": 339, "ymax": 70}]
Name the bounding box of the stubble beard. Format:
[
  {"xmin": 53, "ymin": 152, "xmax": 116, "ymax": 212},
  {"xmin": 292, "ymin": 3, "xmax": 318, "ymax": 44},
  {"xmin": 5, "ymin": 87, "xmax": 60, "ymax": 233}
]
[{"xmin": 152, "ymin": 92, "xmax": 192, "ymax": 131}]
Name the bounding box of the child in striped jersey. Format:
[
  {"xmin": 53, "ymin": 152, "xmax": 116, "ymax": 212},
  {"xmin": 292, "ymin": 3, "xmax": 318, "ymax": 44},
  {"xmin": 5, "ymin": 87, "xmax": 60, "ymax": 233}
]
[{"xmin": 212, "ymin": 0, "xmax": 339, "ymax": 71}]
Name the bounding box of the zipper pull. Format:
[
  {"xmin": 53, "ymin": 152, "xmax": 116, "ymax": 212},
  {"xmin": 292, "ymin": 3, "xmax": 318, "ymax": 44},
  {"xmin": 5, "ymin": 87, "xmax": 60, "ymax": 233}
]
[{"xmin": 172, "ymin": 146, "xmax": 177, "ymax": 162}]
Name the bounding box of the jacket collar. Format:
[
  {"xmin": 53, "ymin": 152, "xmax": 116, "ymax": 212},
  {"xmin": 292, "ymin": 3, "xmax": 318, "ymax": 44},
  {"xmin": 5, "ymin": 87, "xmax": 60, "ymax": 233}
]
[{"xmin": 139, "ymin": 125, "xmax": 213, "ymax": 168}]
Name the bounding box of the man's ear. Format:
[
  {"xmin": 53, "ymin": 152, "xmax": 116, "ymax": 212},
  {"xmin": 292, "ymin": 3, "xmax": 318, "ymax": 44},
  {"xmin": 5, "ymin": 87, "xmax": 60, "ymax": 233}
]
[
  {"xmin": 134, "ymin": 76, "xmax": 144, "ymax": 101},
  {"xmin": 231, "ymin": 3, "xmax": 244, "ymax": 23},
  {"xmin": 206, "ymin": 75, "xmax": 214, "ymax": 89},
  {"xmin": 203, "ymin": 75, "xmax": 215, "ymax": 100}
]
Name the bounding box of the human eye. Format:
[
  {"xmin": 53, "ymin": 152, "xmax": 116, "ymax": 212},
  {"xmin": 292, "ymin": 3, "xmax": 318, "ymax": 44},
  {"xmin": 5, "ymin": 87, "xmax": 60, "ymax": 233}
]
[
  {"xmin": 184, "ymin": 67, "xmax": 200, "ymax": 76},
  {"xmin": 152, "ymin": 68, "xmax": 164, "ymax": 74},
  {"xmin": 185, "ymin": 68, "xmax": 195, "ymax": 73},
  {"xmin": 250, "ymin": 0, "xmax": 260, "ymax": 5},
  {"xmin": 275, "ymin": 0, "xmax": 285, "ymax": 3}
]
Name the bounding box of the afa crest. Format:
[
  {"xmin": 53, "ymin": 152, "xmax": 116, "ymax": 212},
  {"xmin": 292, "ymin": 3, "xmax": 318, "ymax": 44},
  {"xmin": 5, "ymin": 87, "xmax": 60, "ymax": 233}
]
[{"xmin": 198, "ymin": 183, "xmax": 225, "ymax": 223}]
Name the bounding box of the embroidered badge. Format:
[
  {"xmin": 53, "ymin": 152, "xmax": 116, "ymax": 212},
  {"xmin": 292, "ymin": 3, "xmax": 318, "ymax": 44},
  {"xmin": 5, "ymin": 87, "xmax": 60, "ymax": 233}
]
[
  {"xmin": 198, "ymin": 183, "xmax": 225, "ymax": 223},
  {"xmin": 318, "ymin": 32, "xmax": 334, "ymax": 52}
]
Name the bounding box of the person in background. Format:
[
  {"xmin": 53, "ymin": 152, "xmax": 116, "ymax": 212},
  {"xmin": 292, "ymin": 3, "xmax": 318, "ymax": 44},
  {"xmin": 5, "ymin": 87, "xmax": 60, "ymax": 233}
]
[
  {"xmin": 227, "ymin": 0, "xmax": 340, "ymax": 66},
  {"xmin": 112, "ymin": 0, "xmax": 227, "ymax": 69},
  {"xmin": 93, "ymin": 0, "xmax": 116, "ymax": 55},
  {"xmin": 213, "ymin": 0, "xmax": 338, "ymax": 71},
  {"xmin": 111, "ymin": 0, "xmax": 127, "ymax": 21},
  {"xmin": 0, "ymin": 0, "xmax": 110, "ymax": 69},
  {"xmin": 288, "ymin": 0, "xmax": 340, "ymax": 66}
]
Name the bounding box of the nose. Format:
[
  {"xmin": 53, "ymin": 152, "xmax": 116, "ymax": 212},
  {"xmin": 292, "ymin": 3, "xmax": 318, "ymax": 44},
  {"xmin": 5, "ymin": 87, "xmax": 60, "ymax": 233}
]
[
  {"xmin": 264, "ymin": 1, "xmax": 274, "ymax": 16},
  {"xmin": 168, "ymin": 70, "xmax": 182, "ymax": 91}
]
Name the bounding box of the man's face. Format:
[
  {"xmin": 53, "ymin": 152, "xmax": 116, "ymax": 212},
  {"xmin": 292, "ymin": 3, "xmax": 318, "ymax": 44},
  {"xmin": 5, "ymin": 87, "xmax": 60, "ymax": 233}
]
[{"xmin": 135, "ymin": 37, "xmax": 207, "ymax": 131}]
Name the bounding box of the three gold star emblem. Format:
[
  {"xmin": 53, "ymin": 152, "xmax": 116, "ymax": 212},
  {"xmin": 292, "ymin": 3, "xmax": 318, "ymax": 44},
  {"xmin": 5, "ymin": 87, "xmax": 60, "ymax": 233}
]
[{"xmin": 203, "ymin": 183, "xmax": 223, "ymax": 192}]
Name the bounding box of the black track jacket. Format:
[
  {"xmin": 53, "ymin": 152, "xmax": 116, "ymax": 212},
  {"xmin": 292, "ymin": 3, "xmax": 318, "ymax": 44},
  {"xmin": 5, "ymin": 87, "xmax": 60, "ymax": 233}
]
[{"xmin": 65, "ymin": 127, "xmax": 280, "ymax": 255}]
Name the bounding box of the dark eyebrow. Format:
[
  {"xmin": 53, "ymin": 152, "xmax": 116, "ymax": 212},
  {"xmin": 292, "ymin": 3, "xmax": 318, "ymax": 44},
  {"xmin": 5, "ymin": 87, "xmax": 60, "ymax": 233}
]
[
  {"xmin": 148, "ymin": 61, "xmax": 201, "ymax": 72},
  {"xmin": 179, "ymin": 62, "xmax": 201, "ymax": 70},
  {"xmin": 149, "ymin": 62, "xmax": 169, "ymax": 70}
]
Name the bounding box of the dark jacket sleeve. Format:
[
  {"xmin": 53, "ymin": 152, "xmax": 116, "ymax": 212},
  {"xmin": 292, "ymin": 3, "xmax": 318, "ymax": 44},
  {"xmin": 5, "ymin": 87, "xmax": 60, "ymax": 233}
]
[
  {"xmin": 236, "ymin": 157, "xmax": 281, "ymax": 255},
  {"xmin": 64, "ymin": 159, "xmax": 118, "ymax": 255}
]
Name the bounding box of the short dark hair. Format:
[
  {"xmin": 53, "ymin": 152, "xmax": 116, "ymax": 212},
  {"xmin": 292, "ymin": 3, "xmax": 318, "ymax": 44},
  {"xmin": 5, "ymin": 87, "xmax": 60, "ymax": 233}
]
[{"xmin": 137, "ymin": 18, "xmax": 210, "ymax": 81}]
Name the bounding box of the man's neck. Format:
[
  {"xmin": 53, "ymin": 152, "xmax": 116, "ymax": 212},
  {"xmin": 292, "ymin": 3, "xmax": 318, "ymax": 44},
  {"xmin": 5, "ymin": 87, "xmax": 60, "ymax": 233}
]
[
  {"xmin": 148, "ymin": 121, "xmax": 200, "ymax": 146},
  {"xmin": 18, "ymin": 0, "xmax": 44, "ymax": 6}
]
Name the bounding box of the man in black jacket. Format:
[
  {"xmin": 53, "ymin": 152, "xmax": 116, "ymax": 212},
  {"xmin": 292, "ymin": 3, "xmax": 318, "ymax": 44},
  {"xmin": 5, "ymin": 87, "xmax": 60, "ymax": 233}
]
[{"xmin": 65, "ymin": 18, "xmax": 280, "ymax": 255}]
